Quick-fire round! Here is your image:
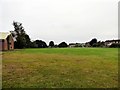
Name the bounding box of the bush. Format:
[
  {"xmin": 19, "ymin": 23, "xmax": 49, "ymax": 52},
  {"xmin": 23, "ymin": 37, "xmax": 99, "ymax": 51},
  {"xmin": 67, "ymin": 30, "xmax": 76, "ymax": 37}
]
[{"xmin": 58, "ymin": 42, "xmax": 68, "ymax": 48}]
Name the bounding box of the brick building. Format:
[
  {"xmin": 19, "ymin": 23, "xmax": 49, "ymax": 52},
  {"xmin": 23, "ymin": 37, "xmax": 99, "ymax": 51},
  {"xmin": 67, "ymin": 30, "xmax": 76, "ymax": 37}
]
[{"xmin": 0, "ymin": 32, "xmax": 14, "ymax": 51}]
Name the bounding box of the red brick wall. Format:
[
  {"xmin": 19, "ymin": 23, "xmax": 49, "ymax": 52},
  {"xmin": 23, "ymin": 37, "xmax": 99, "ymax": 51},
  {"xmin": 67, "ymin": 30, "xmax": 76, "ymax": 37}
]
[
  {"xmin": 0, "ymin": 40, "xmax": 2, "ymax": 51},
  {"xmin": 3, "ymin": 39, "xmax": 8, "ymax": 50},
  {"xmin": 9, "ymin": 35, "xmax": 14, "ymax": 50},
  {"xmin": 0, "ymin": 35, "xmax": 14, "ymax": 51}
]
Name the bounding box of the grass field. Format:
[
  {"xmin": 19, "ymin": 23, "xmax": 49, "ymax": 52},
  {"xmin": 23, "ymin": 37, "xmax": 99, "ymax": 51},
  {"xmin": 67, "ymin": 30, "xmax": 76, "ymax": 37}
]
[{"xmin": 2, "ymin": 48, "xmax": 118, "ymax": 88}]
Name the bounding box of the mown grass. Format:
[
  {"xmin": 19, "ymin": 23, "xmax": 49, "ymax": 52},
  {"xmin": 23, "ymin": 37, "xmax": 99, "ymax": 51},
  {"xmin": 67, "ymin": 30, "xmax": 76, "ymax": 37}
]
[{"xmin": 2, "ymin": 48, "xmax": 118, "ymax": 88}]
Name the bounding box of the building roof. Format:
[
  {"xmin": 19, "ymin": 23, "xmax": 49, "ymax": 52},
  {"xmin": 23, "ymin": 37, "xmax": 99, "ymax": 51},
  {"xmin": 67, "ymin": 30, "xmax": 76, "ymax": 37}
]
[
  {"xmin": 105, "ymin": 39, "xmax": 120, "ymax": 42},
  {"xmin": 0, "ymin": 32, "xmax": 11, "ymax": 40}
]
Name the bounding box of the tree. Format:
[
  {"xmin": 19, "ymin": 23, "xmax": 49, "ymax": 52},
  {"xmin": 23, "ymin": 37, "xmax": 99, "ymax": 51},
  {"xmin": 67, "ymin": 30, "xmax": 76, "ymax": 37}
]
[
  {"xmin": 30, "ymin": 41, "xmax": 38, "ymax": 48},
  {"xmin": 25, "ymin": 34, "xmax": 31, "ymax": 48},
  {"xmin": 11, "ymin": 21, "xmax": 31, "ymax": 48},
  {"xmin": 49, "ymin": 41, "xmax": 54, "ymax": 47},
  {"xmin": 34, "ymin": 40, "xmax": 48, "ymax": 48},
  {"xmin": 89, "ymin": 38, "xmax": 97, "ymax": 46},
  {"xmin": 58, "ymin": 42, "xmax": 68, "ymax": 48},
  {"xmin": 15, "ymin": 36, "xmax": 26, "ymax": 48},
  {"xmin": 93, "ymin": 41, "xmax": 105, "ymax": 47}
]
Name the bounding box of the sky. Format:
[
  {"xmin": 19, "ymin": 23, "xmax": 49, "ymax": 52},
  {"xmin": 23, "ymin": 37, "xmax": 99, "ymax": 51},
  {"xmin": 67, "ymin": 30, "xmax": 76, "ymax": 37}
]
[{"xmin": 0, "ymin": 0, "xmax": 119, "ymax": 44}]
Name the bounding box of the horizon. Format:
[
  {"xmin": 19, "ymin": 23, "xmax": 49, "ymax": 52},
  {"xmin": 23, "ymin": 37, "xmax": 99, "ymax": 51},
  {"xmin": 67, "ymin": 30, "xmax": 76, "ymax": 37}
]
[
  {"xmin": 1, "ymin": 31, "xmax": 119, "ymax": 45},
  {"xmin": 0, "ymin": 0, "xmax": 119, "ymax": 44}
]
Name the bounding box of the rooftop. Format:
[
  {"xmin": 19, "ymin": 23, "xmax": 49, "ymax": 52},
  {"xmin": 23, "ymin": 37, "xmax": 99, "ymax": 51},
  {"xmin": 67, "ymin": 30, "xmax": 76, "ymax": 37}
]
[{"xmin": 0, "ymin": 32, "xmax": 11, "ymax": 40}]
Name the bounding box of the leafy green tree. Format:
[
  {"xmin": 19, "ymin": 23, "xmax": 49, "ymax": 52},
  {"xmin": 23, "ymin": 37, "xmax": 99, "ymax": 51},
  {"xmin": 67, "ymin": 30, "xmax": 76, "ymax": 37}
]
[
  {"xmin": 11, "ymin": 21, "xmax": 31, "ymax": 48},
  {"xmin": 58, "ymin": 42, "xmax": 68, "ymax": 48},
  {"xmin": 49, "ymin": 41, "xmax": 54, "ymax": 47},
  {"xmin": 89, "ymin": 38, "xmax": 97, "ymax": 46},
  {"xmin": 25, "ymin": 34, "xmax": 31, "ymax": 48},
  {"xmin": 34, "ymin": 40, "xmax": 48, "ymax": 48},
  {"xmin": 30, "ymin": 41, "xmax": 38, "ymax": 48}
]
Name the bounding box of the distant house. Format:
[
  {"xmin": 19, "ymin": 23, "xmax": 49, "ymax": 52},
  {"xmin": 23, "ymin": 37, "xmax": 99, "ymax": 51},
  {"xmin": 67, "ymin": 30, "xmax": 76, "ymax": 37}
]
[
  {"xmin": 0, "ymin": 32, "xmax": 14, "ymax": 51},
  {"xmin": 69, "ymin": 43, "xmax": 85, "ymax": 47},
  {"xmin": 105, "ymin": 39, "xmax": 120, "ymax": 47},
  {"xmin": 69, "ymin": 43, "xmax": 76, "ymax": 48}
]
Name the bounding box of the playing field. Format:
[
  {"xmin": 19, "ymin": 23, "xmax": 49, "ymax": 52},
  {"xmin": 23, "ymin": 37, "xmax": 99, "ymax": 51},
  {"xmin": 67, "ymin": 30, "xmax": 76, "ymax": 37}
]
[{"xmin": 2, "ymin": 48, "xmax": 118, "ymax": 88}]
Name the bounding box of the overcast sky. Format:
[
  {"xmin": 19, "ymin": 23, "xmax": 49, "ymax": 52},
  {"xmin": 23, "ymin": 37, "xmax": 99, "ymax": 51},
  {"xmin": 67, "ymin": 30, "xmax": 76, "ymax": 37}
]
[{"xmin": 0, "ymin": 0, "xmax": 119, "ymax": 44}]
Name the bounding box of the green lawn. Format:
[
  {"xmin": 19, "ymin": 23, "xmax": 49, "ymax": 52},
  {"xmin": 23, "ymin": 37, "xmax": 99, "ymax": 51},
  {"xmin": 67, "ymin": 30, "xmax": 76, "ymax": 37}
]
[{"xmin": 2, "ymin": 48, "xmax": 118, "ymax": 88}]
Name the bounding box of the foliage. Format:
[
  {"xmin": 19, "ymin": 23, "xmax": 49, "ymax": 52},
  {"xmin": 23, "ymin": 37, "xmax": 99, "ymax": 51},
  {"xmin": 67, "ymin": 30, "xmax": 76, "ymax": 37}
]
[
  {"xmin": 92, "ymin": 41, "xmax": 105, "ymax": 47},
  {"xmin": 25, "ymin": 34, "xmax": 31, "ymax": 48},
  {"xmin": 89, "ymin": 38, "xmax": 97, "ymax": 46},
  {"xmin": 30, "ymin": 41, "xmax": 38, "ymax": 48},
  {"xmin": 49, "ymin": 41, "xmax": 54, "ymax": 47},
  {"xmin": 31, "ymin": 40, "xmax": 48, "ymax": 48},
  {"xmin": 58, "ymin": 42, "xmax": 68, "ymax": 48},
  {"xmin": 11, "ymin": 21, "xmax": 31, "ymax": 48},
  {"xmin": 54, "ymin": 44, "xmax": 58, "ymax": 48},
  {"xmin": 14, "ymin": 36, "xmax": 26, "ymax": 48}
]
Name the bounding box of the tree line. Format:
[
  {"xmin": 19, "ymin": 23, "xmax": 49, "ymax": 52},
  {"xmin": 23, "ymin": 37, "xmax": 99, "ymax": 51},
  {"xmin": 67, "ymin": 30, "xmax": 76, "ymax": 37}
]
[
  {"xmin": 11, "ymin": 21, "xmax": 68, "ymax": 49},
  {"xmin": 11, "ymin": 21, "xmax": 120, "ymax": 49}
]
